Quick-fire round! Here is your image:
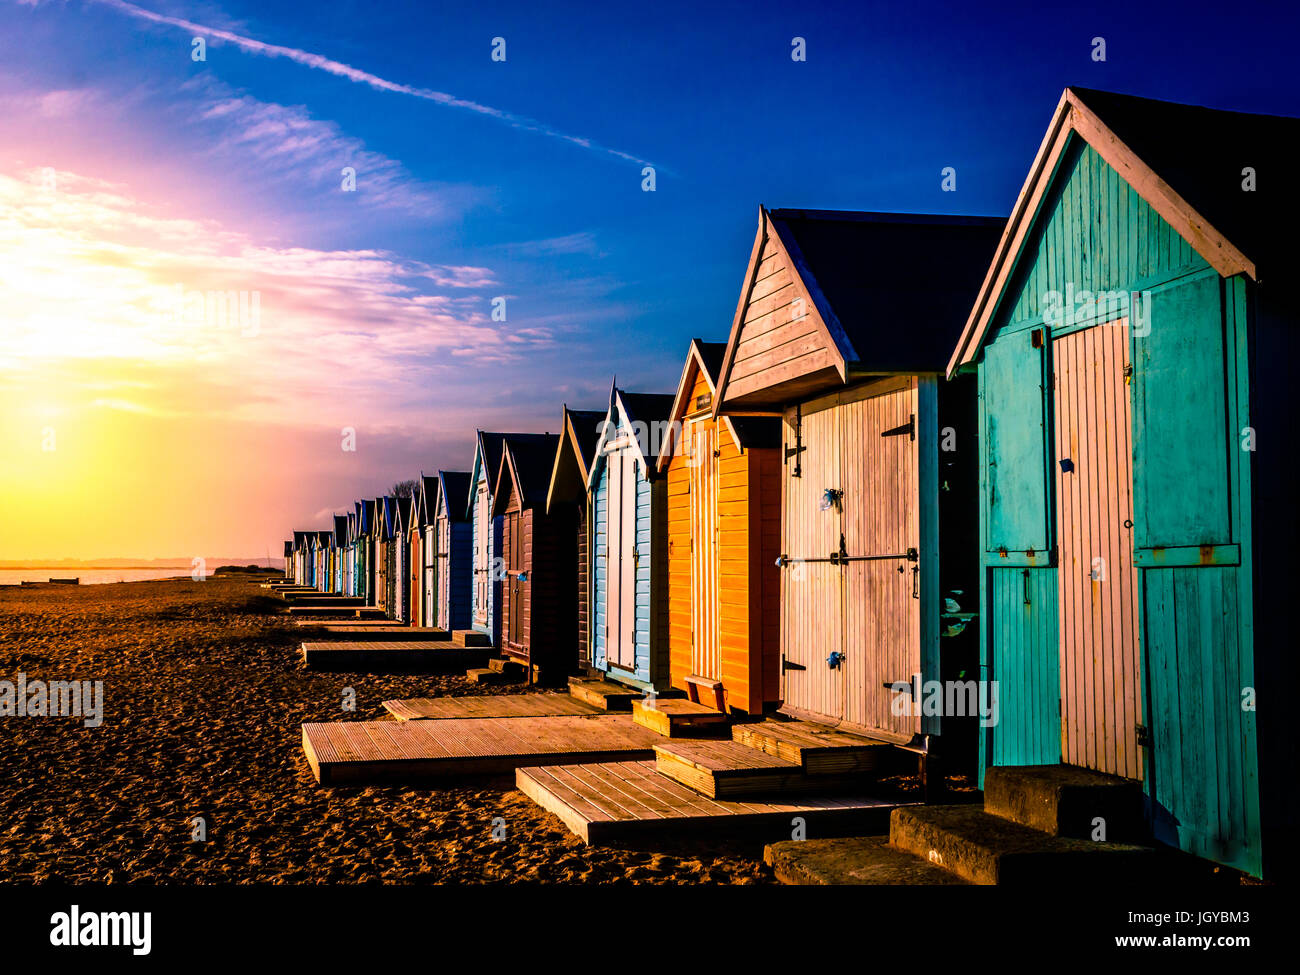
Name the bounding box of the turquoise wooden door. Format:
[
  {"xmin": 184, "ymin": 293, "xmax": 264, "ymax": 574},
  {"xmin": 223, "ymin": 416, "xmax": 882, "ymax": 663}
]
[
  {"xmin": 1133, "ymin": 271, "xmax": 1259, "ymax": 874},
  {"xmin": 981, "ymin": 328, "xmax": 1060, "ymax": 774}
]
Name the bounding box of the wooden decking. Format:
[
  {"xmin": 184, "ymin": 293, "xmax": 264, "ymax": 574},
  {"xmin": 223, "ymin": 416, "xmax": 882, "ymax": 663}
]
[
  {"xmin": 517, "ymin": 761, "xmax": 902, "ymax": 845},
  {"xmin": 300, "ymin": 640, "xmax": 490, "ymax": 670},
  {"xmin": 383, "ymin": 693, "xmax": 602, "ymax": 721},
  {"xmin": 302, "ymin": 715, "xmax": 660, "ymax": 785}
]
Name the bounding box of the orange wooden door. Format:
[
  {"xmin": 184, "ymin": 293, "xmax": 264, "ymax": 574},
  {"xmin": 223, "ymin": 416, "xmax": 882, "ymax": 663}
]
[
  {"xmin": 1054, "ymin": 321, "xmax": 1142, "ymax": 780},
  {"xmin": 688, "ymin": 419, "xmax": 720, "ymax": 680}
]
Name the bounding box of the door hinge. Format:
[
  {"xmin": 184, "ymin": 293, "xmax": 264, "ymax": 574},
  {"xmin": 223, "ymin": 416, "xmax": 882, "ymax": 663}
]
[
  {"xmin": 781, "ymin": 656, "xmax": 807, "ymax": 673},
  {"xmin": 880, "ymin": 413, "xmax": 915, "ymax": 441}
]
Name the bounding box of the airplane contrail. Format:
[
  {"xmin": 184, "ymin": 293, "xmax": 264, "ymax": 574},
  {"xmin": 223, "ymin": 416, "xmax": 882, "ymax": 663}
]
[{"xmin": 90, "ymin": 0, "xmax": 661, "ymax": 169}]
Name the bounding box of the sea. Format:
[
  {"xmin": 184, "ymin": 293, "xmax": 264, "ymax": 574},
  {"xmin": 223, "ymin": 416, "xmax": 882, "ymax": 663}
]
[{"xmin": 0, "ymin": 568, "xmax": 207, "ymax": 585}]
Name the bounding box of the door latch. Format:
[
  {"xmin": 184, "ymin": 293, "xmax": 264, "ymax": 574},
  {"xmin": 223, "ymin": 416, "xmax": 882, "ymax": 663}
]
[
  {"xmin": 826, "ymin": 651, "xmax": 845, "ymax": 669},
  {"xmin": 1135, "ymin": 724, "xmax": 1152, "ymax": 748}
]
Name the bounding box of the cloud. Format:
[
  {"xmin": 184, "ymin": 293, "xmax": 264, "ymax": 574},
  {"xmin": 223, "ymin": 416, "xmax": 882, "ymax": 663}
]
[
  {"xmin": 0, "ymin": 166, "xmax": 543, "ymax": 431},
  {"xmin": 91, "ymin": 0, "xmax": 662, "ymax": 169}
]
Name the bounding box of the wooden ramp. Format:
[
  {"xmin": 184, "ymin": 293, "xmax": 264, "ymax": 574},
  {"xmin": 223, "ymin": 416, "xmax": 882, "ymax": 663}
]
[
  {"xmin": 517, "ymin": 761, "xmax": 902, "ymax": 845},
  {"xmin": 312, "ymin": 626, "xmax": 450, "ymax": 641},
  {"xmin": 383, "ymin": 693, "xmax": 602, "ymax": 721},
  {"xmin": 286, "ymin": 606, "xmax": 387, "ymax": 618},
  {"xmin": 300, "ymin": 640, "xmax": 489, "ymax": 670},
  {"xmin": 302, "ymin": 715, "xmax": 660, "ymax": 785},
  {"xmin": 294, "ymin": 619, "xmax": 403, "ymax": 628}
]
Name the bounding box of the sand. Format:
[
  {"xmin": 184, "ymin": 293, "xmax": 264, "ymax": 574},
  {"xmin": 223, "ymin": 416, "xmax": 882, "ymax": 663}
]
[{"xmin": 0, "ymin": 577, "xmax": 775, "ymax": 884}]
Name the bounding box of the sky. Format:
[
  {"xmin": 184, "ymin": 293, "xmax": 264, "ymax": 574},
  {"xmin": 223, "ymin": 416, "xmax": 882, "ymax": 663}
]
[{"xmin": 1, "ymin": 0, "xmax": 1296, "ymax": 560}]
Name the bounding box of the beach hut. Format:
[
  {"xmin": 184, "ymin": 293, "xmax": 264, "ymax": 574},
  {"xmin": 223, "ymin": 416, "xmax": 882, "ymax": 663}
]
[
  {"xmin": 344, "ymin": 510, "xmax": 357, "ymax": 596},
  {"xmin": 333, "ymin": 515, "xmax": 348, "ymax": 593},
  {"xmin": 712, "ymin": 206, "xmax": 1002, "ymax": 759},
  {"xmin": 467, "ymin": 432, "xmax": 555, "ymax": 646},
  {"xmin": 946, "ymin": 88, "xmax": 1298, "ymax": 879},
  {"xmin": 315, "ymin": 530, "xmax": 332, "ymax": 591},
  {"xmin": 416, "ymin": 478, "xmax": 441, "ymax": 629},
  {"xmin": 656, "ymin": 340, "xmax": 784, "ymax": 715},
  {"xmin": 283, "ymin": 540, "xmax": 293, "ymax": 579},
  {"xmin": 433, "ymin": 471, "xmax": 474, "ymax": 631},
  {"xmin": 381, "ymin": 495, "xmax": 403, "ymax": 619},
  {"xmin": 292, "ymin": 531, "xmax": 309, "ymax": 584},
  {"xmin": 492, "ymin": 433, "xmax": 578, "ymax": 683},
  {"xmin": 374, "ymin": 496, "xmax": 392, "ymax": 613},
  {"xmin": 588, "ymin": 385, "xmax": 677, "ymax": 691},
  {"xmin": 546, "ymin": 405, "xmax": 606, "ymax": 672}
]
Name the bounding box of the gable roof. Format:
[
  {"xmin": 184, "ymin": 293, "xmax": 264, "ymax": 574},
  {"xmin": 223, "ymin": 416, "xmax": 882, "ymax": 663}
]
[
  {"xmin": 379, "ymin": 496, "xmax": 396, "ymax": 539},
  {"xmin": 333, "ymin": 515, "xmax": 348, "ymax": 545},
  {"xmin": 947, "ymin": 86, "xmax": 1299, "ymax": 376},
  {"xmin": 714, "ymin": 206, "xmax": 1004, "ymax": 409},
  {"xmin": 283, "ymin": 540, "xmax": 293, "ymax": 557},
  {"xmin": 467, "ymin": 431, "xmax": 554, "ymax": 517},
  {"xmin": 588, "ymin": 385, "xmax": 675, "ymax": 486},
  {"xmin": 435, "ymin": 470, "xmax": 472, "ymax": 522},
  {"xmin": 416, "ymin": 474, "xmax": 440, "ymax": 526},
  {"xmin": 546, "ymin": 405, "xmax": 606, "ymax": 513},
  {"xmin": 494, "ymin": 433, "xmax": 562, "ymax": 514},
  {"xmin": 656, "ymin": 339, "xmax": 781, "ymax": 471}
]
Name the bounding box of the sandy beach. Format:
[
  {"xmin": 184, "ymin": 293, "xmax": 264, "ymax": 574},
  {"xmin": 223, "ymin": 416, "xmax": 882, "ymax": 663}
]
[{"xmin": 0, "ymin": 576, "xmax": 785, "ymax": 884}]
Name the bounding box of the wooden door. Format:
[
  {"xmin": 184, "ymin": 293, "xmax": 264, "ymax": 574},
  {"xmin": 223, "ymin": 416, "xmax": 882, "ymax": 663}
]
[
  {"xmin": 1054, "ymin": 321, "xmax": 1142, "ymax": 780},
  {"xmin": 689, "ymin": 419, "xmax": 720, "ymax": 680},
  {"xmin": 840, "ymin": 380, "xmax": 921, "ymax": 738},
  {"xmin": 436, "ymin": 516, "xmax": 450, "ymax": 629},
  {"xmin": 605, "ymin": 447, "xmax": 624, "ymax": 667},
  {"xmin": 505, "ymin": 510, "xmax": 524, "ymax": 648},
  {"xmin": 780, "ymin": 401, "xmax": 843, "ymax": 721},
  {"xmin": 474, "ymin": 484, "xmax": 489, "ymax": 625},
  {"xmin": 616, "ymin": 447, "xmax": 638, "ymax": 671},
  {"xmin": 423, "ymin": 527, "xmax": 437, "ymax": 627}
]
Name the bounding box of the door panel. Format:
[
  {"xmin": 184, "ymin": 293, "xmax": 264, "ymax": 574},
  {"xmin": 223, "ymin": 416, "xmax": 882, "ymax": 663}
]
[
  {"xmin": 781, "ymin": 402, "xmax": 843, "ymax": 720},
  {"xmin": 840, "ymin": 381, "xmax": 920, "ymax": 736},
  {"xmin": 689, "ymin": 420, "xmax": 720, "ymax": 680},
  {"xmin": 1054, "ymin": 322, "xmax": 1142, "ymax": 780},
  {"xmin": 474, "ymin": 484, "xmax": 489, "ymax": 625},
  {"xmin": 616, "ymin": 448, "xmax": 638, "ymax": 670},
  {"xmin": 605, "ymin": 449, "xmax": 623, "ymax": 667}
]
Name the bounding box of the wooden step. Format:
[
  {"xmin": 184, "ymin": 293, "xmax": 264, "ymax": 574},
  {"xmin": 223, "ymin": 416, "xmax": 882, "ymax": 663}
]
[
  {"xmin": 632, "ymin": 698, "xmax": 729, "ymax": 737},
  {"xmin": 302, "ymin": 641, "xmax": 489, "ymax": 671},
  {"xmin": 567, "ymin": 676, "xmax": 644, "ymax": 711},
  {"xmin": 466, "ymin": 667, "xmax": 508, "ymax": 685},
  {"xmin": 518, "ymin": 761, "xmax": 901, "ymax": 846},
  {"xmin": 683, "ymin": 674, "xmax": 726, "ymax": 711},
  {"xmin": 982, "ymin": 765, "xmax": 1146, "ymax": 841},
  {"xmin": 653, "ymin": 739, "xmax": 852, "ymax": 799},
  {"xmin": 285, "ymin": 606, "xmax": 387, "ymax": 618},
  {"xmin": 732, "ymin": 719, "xmax": 896, "ymax": 776},
  {"xmin": 488, "ymin": 657, "xmax": 526, "ymax": 676},
  {"xmin": 452, "ymin": 629, "xmax": 492, "ymax": 648},
  {"xmin": 765, "ymin": 836, "xmax": 970, "ymax": 885},
  {"xmin": 889, "ymin": 805, "xmax": 1165, "ymax": 886}
]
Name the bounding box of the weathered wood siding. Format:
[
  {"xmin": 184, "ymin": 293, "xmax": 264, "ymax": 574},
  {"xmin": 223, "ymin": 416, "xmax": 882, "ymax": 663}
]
[
  {"xmin": 780, "ymin": 378, "xmax": 926, "ymax": 739},
  {"xmin": 725, "ymin": 228, "xmax": 838, "ymax": 404}
]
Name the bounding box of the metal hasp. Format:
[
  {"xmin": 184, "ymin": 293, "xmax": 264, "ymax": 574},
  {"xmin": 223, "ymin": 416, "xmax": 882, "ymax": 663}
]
[
  {"xmin": 826, "ymin": 651, "xmax": 845, "ymax": 669},
  {"xmin": 784, "ymin": 402, "xmax": 805, "ymax": 477}
]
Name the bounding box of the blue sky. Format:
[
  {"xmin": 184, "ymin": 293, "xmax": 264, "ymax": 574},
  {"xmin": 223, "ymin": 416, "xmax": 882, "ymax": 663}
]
[{"xmin": 1, "ymin": 0, "xmax": 1296, "ymax": 557}]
